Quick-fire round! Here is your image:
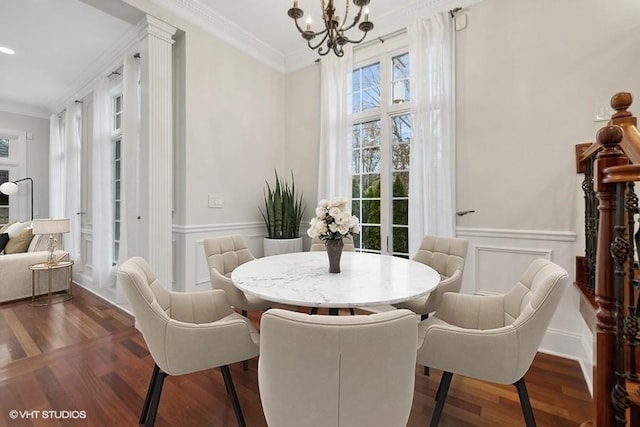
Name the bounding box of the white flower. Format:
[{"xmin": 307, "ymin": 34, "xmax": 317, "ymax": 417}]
[{"xmin": 307, "ymin": 197, "xmax": 360, "ymax": 241}]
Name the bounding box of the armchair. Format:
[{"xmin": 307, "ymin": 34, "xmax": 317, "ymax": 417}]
[
  {"xmin": 416, "ymin": 258, "xmax": 568, "ymax": 426},
  {"xmin": 118, "ymin": 257, "xmax": 260, "ymax": 427}
]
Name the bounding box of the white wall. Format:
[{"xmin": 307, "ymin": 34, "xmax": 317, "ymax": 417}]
[
  {"xmin": 282, "ymin": 0, "xmax": 640, "ymax": 391},
  {"xmin": 123, "ymin": 0, "xmax": 287, "ymax": 288},
  {"xmin": 0, "ymin": 110, "xmax": 50, "ymax": 220}
]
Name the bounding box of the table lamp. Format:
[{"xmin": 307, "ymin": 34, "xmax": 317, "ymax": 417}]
[{"xmin": 32, "ymin": 218, "xmax": 70, "ymax": 265}]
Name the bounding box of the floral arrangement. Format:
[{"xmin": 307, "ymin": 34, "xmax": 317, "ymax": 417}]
[{"xmin": 307, "ymin": 198, "xmax": 360, "ymax": 241}]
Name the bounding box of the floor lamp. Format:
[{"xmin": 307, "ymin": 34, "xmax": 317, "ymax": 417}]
[{"xmin": 0, "ymin": 177, "xmax": 33, "ymax": 220}]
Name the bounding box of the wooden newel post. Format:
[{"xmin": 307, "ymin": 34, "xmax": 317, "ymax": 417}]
[{"xmin": 593, "ymin": 124, "xmax": 627, "ymax": 426}]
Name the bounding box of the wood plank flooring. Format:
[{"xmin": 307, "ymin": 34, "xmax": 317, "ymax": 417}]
[{"xmin": 0, "ymin": 286, "xmax": 593, "ymax": 426}]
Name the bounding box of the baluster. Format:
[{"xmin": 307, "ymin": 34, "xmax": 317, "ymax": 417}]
[
  {"xmin": 584, "ymin": 156, "xmax": 598, "ymax": 295},
  {"xmin": 611, "ymin": 181, "xmax": 630, "ymax": 425},
  {"xmin": 627, "ymin": 182, "xmax": 640, "ymax": 382}
]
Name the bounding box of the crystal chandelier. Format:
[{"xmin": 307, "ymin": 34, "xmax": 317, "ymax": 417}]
[{"xmin": 287, "ymin": 0, "xmax": 374, "ymax": 57}]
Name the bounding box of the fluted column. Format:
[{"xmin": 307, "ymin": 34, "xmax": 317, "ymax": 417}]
[{"xmin": 137, "ymin": 15, "xmax": 176, "ymax": 288}]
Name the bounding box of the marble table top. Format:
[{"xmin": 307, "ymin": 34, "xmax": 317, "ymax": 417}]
[{"xmin": 231, "ymin": 251, "xmax": 441, "ymax": 308}]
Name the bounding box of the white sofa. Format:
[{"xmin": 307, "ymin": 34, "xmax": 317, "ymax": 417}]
[{"xmin": 0, "ymin": 233, "xmax": 69, "ymax": 303}]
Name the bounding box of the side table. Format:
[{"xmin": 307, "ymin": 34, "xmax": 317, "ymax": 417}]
[{"xmin": 29, "ymin": 260, "xmax": 74, "ymax": 306}]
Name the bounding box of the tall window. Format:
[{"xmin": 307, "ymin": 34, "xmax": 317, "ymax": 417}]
[
  {"xmin": 351, "ymin": 51, "xmax": 411, "ymax": 257},
  {"xmin": 112, "ymin": 94, "xmax": 122, "ymax": 264}
]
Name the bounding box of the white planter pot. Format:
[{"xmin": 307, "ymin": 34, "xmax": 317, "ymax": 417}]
[{"xmin": 263, "ymin": 237, "xmax": 303, "ymax": 257}]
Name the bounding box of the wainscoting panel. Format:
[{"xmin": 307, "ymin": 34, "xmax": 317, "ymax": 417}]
[
  {"xmin": 172, "ymin": 221, "xmax": 267, "ymax": 293},
  {"xmin": 474, "ymin": 245, "xmax": 551, "ymax": 294},
  {"xmin": 456, "ymin": 226, "xmax": 592, "ymax": 394}
]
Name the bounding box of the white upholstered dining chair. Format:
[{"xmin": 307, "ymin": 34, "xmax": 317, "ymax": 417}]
[
  {"xmin": 118, "ymin": 257, "xmax": 260, "ymax": 427},
  {"xmin": 203, "ymin": 235, "xmax": 271, "ymax": 316},
  {"xmin": 259, "ymin": 309, "xmax": 418, "ymax": 427},
  {"xmin": 393, "ymin": 234, "xmax": 468, "ymax": 320},
  {"xmin": 417, "ymin": 258, "xmax": 568, "ymax": 426}
]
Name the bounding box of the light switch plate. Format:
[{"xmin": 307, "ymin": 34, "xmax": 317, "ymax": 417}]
[{"xmin": 208, "ymin": 195, "xmax": 224, "ymax": 208}]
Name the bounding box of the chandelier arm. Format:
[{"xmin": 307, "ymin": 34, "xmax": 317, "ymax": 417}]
[
  {"xmin": 339, "ymin": 29, "xmax": 371, "ymax": 45},
  {"xmin": 339, "ymin": 7, "xmax": 363, "ymax": 32},
  {"xmin": 309, "ymin": 31, "xmax": 332, "ymax": 51}
]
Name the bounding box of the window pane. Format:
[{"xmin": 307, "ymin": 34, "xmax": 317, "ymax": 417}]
[
  {"xmin": 392, "ymin": 144, "xmax": 410, "ymax": 171},
  {"xmin": 352, "ymin": 149, "xmax": 361, "ymax": 174},
  {"xmin": 352, "ymin": 62, "xmax": 380, "ymax": 113},
  {"xmin": 362, "ymin": 174, "xmax": 380, "ymax": 197},
  {"xmin": 362, "ymin": 199, "xmax": 380, "ymax": 224},
  {"xmin": 362, "ymin": 88, "xmax": 380, "ymax": 110},
  {"xmin": 362, "ymin": 120, "xmax": 380, "ymax": 146},
  {"xmin": 393, "ymin": 199, "xmax": 408, "ymax": 225},
  {"xmin": 392, "ymin": 226, "xmax": 409, "ymax": 255},
  {"xmin": 392, "ymin": 172, "xmax": 409, "ymax": 197},
  {"xmin": 362, "ymin": 225, "xmax": 381, "ymax": 251},
  {"xmin": 351, "ymin": 175, "xmax": 361, "ymax": 198},
  {"xmin": 351, "ymin": 200, "xmax": 360, "ymax": 219},
  {"xmin": 362, "ymin": 147, "xmax": 381, "ymax": 173},
  {"xmin": 0, "ymin": 138, "xmax": 8, "ymax": 158},
  {"xmin": 392, "ymin": 53, "xmax": 410, "ymax": 104},
  {"xmin": 393, "ymin": 53, "xmax": 410, "ymax": 80},
  {"xmin": 392, "ymin": 115, "xmax": 412, "ymax": 143}
]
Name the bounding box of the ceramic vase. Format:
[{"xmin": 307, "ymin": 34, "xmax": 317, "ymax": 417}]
[{"xmin": 325, "ymin": 239, "xmax": 344, "ymax": 273}]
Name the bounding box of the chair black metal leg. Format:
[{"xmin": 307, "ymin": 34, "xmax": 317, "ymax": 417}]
[
  {"xmin": 140, "ymin": 364, "xmax": 160, "ymax": 424},
  {"xmin": 145, "ymin": 368, "xmax": 167, "ymax": 427},
  {"xmin": 240, "ymin": 310, "xmax": 249, "ymax": 371},
  {"xmin": 221, "ymin": 365, "xmax": 246, "ymax": 427},
  {"xmin": 514, "ymin": 378, "xmax": 536, "ymax": 427},
  {"xmin": 430, "ymin": 371, "xmax": 452, "ymax": 427},
  {"xmin": 420, "ymin": 313, "xmax": 430, "ymax": 376}
]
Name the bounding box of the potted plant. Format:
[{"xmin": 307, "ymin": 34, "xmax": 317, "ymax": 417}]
[{"xmin": 260, "ymin": 170, "xmax": 305, "ymax": 256}]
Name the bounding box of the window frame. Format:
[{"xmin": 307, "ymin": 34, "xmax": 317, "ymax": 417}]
[{"xmin": 350, "ymin": 35, "xmax": 412, "ymax": 257}]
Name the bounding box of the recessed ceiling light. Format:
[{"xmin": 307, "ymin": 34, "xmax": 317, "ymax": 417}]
[{"xmin": 0, "ymin": 46, "xmax": 15, "ymax": 55}]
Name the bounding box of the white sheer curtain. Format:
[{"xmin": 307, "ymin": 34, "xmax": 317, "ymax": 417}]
[
  {"xmin": 63, "ymin": 102, "xmax": 83, "ymax": 270},
  {"xmin": 408, "ymin": 12, "xmax": 456, "ymax": 255},
  {"xmin": 318, "ymin": 47, "xmax": 353, "ymax": 201},
  {"xmin": 116, "ymin": 53, "xmax": 141, "ymax": 302},
  {"xmin": 119, "ymin": 53, "xmax": 141, "ymax": 263},
  {"xmin": 92, "ymin": 76, "xmax": 114, "ymax": 288},
  {"xmin": 48, "ymin": 114, "xmax": 65, "ymax": 218}
]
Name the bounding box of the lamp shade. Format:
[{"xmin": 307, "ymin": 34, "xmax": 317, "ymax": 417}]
[
  {"xmin": 32, "ymin": 218, "xmax": 70, "ymax": 235},
  {"xmin": 0, "ymin": 181, "xmax": 18, "ymax": 195}
]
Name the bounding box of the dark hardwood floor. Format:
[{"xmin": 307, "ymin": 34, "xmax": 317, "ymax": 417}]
[{"xmin": 0, "ymin": 285, "xmax": 592, "ymax": 426}]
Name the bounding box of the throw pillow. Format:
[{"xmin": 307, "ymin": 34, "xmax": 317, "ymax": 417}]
[
  {"xmin": 4, "ymin": 227, "xmax": 34, "ymax": 254},
  {"xmin": 5, "ymin": 221, "xmax": 31, "ymax": 238},
  {"xmin": 0, "ymin": 221, "xmax": 16, "ymax": 234},
  {"xmin": 0, "ymin": 232, "xmax": 9, "ymax": 253}
]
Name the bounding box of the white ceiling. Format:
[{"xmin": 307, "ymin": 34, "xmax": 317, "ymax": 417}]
[{"xmin": 0, "ymin": 0, "xmax": 461, "ymax": 118}]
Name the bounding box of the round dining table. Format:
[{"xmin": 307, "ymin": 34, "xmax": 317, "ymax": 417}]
[{"xmin": 231, "ymin": 251, "xmax": 441, "ymax": 315}]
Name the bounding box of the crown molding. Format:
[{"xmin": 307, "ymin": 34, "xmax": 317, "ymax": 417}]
[
  {"xmin": 143, "ymin": 0, "xmax": 484, "ymax": 74},
  {"xmin": 49, "ymin": 25, "xmax": 140, "ymax": 113},
  {"xmin": 148, "ymin": 0, "xmax": 286, "ymax": 72}
]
